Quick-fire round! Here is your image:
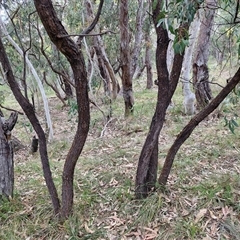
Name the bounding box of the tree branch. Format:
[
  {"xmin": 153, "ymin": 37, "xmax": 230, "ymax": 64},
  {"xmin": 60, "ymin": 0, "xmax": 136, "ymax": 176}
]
[
  {"xmin": 58, "ymin": 30, "xmax": 116, "ymax": 39},
  {"xmin": 80, "ymin": 0, "xmax": 104, "ymax": 35},
  {"xmin": 0, "ymin": 104, "xmax": 24, "ymax": 115},
  {"xmin": 234, "ymin": 0, "xmax": 239, "ymax": 23}
]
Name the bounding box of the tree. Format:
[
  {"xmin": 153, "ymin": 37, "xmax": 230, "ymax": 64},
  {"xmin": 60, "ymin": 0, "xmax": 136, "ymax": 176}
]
[
  {"xmin": 135, "ymin": 0, "xmax": 199, "ymax": 198},
  {"xmin": 144, "ymin": 14, "xmax": 153, "ymax": 89},
  {"xmin": 0, "ymin": 111, "xmax": 18, "ymax": 199},
  {"xmin": 0, "ymin": 33, "xmax": 61, "ymax": 214},
  {"xmin": 181, "ymin": 12, "xmax": 201, "ymax": 115},
  {"xmin": 119, "ymin": 0, "xmax": 134, "ymax": 117},
  {"xmin": 136, "ymin": 0, "xmax": 240, "ymax": 196},
  {"xmin": 130, "ymin": 0, "xmax": 146, "ymax": 80},
  {"xmin": 192, "ymin": 0, "xmax": 217, "ymax": 109},
  {"xmin": 34, "ymin": 0, "xmax": 104, "ymax": 220},
  {"xmin": 0, "ymin": 0, "xmax": 104, "ymax": 220}
]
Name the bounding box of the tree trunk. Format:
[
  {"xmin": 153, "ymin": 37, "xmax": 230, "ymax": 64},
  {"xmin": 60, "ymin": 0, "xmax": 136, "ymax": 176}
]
[
  {"xmin": 181, "ymin": 13, "xmax": 201, "ymax": 115},
  {"xmin": 135, "ymin": 0, "xmax": 193, "ymax": 198},
  {"xmin": 130, "ymin": 0, "xmax": 145, "ymax": 79},
  {"xmin": 34, "ymin": 0, "xmax": 98, "ymax": 220},
  {"xmin": 120, "ymin": 0, "xmax": 134, "ymax": 117},
  {"xmin": 159, "ymin": 67, "xmax": 240, "ymax": 185},
  {"xmin": 135, "ymin": 1, "xmax": 170, "ymax": 198},
  {"xmin": 0, "ymin": 112, "xmax": 17, "ymax": 199},
  {"xmin": 62, "ymin": 73, "xmax": 73, "ymax": 99},
  {"xmin": 145, "ymin": 23, "xmax": 153, "ymax": 89},
  {"xmin": 193, "ymin": 0, "xmax": 217, "ymax": 109}
]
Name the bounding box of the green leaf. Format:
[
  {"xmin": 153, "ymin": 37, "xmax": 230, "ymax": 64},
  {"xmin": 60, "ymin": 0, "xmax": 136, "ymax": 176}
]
[
  {"xmin": 173, "ymin": 42, "xmax": 181, "ymax": 54},
  {"xmin": 224, "ymin": 116, "xmax": 228, "ymax": 127},
  {"xmin": 228, "ymin": 122, "xmax": 235, "ymax": 134},
  {"xmin": 231, "ymin": 119, "xmax": 239, "ymax": 127},
  {"xmin": 156, "ymin": 18, "xmax": 165, "ymax": 28},
  {"xmin": 168, "ymin": 24, "xmax": 176, "ymax": 35}
]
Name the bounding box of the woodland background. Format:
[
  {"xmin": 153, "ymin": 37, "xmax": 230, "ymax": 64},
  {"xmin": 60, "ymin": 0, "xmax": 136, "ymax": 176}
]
[{"xmin": 0, "ymin": 0, "xmax": 240, "ymax": 239}]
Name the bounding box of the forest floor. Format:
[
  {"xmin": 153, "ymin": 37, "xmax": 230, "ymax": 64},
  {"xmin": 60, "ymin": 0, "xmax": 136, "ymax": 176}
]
[{"xmin": 1, "ymin": 69, "xmax": 240, "ymax": 239}]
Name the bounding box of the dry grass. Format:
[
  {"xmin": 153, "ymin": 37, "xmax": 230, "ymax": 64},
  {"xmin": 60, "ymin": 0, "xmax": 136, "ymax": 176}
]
[{"xmin": 1, "ymin": 73, "xmax": 240, "ymax": 239}]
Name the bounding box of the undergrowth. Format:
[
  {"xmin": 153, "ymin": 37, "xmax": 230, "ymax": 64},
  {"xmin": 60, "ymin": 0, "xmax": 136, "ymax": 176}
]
[{"xmin": 1, "ymin": 76, "xmax": 240, "ymax": 239}]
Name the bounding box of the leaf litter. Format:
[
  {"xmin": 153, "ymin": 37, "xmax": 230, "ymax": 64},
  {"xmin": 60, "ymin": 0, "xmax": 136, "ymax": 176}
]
[{"xmin": 1, "ymin": 89, "xmax": 240, "ymax": 239}]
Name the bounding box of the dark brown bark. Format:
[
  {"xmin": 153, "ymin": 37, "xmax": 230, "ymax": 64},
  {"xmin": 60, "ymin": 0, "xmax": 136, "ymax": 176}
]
[
  {"xmin": 0, "ymin": 37, "xmax": 61, "ymax": 213},
  {"xmin": 135, "ymin": 2, "xmax": 191, "ymax": 198},
  {"xmin": 31, "ymin": 136, "xmax": 39, "ymax": 153},
  {"xmin": 120, "ymin": 0, "xmax": 134, "ymax": 117},
  {"xmin": 61, "ymin": 72, "xmax": 73, "ymax": 99},
  {"xmin": 33, "ymin": 0, "xmax": 98, "ymax": 219},
  {"xmin": 135, "ymin": 0, "xmax": 170, "ymax": 198},
  {"xmin": 0, "ymin": 112, "xmax": 17, "ymax": 199},
  {"xmin": 159, "ymin": 67, "xmax": 240, "ymax": 185}
]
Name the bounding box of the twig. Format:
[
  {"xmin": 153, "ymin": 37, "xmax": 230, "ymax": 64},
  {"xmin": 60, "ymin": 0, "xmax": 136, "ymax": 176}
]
[
  {"xmin": 89, "ymin": 98, "xmax": 106, "ymax": 121},
  {"xmin": 0, "ymin": 103, "xmax": 24, "ymax": 115},
  {"xmin": 100, "ymin": 118, "xmax": 116, "ymax": 138},
  {"xmin": 57, "ymin": 30, "xmax": 116, "ymax": 39}
]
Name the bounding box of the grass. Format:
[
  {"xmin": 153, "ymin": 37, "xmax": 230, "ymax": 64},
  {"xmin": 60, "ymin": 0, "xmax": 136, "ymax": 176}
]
[{"xmin": 1, "ymin": 69, "xmax": 240, "ymax": 239}]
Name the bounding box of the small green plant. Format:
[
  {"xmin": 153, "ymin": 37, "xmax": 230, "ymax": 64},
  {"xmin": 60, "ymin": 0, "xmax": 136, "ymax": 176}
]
[
  {"xmin": 175, "ymin": 220, "xmax": 201, "ymax": 239},
  {"xmin": 224, "ymin": 115, "xmax": 239, "ymax": 133}
]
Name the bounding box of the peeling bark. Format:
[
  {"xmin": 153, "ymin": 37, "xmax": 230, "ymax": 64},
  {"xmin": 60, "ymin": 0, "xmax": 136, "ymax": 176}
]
[
  {"xmin": 0, "ymin": 112, "xmax": 17, "ymax": 199},
  {"xmin": 193, "ymin": 0, "xmax": 217, "ymax": 109},
  {"xmin": 120, "ymin": 0, "xmax": 134, "ymax": 117}
]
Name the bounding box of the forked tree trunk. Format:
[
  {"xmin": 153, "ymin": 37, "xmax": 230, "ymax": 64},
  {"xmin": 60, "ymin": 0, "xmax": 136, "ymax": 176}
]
[
  {"xmin": 34, "ymin": 0, "xmax": 104, "ymax": 220},
  {"xmin": 193, "ymin": 0, "xmax": 217, "ymax": 109},
  {"xmin": 120, "ymin": 0, "xmax": 134, "ymax": 117},
  {"xmin": 135, "ymin": 1, "xmax": 194, "ymax": 198},
  {"xmin": 135, "ymin": 1, "xmax": 170, "ymax": 198},
  {"xmin": 0, "ymin": 112, "xmax": 18, "ymax": 199}
]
